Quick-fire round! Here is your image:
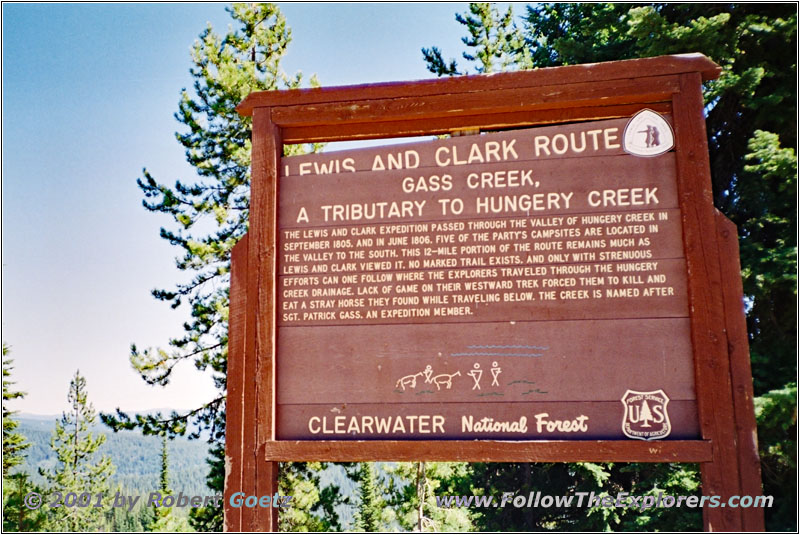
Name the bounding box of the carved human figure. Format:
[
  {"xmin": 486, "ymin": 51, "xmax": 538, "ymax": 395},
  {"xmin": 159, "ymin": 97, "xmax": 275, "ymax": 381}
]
[
  {"xmin": 490, "ymin": 361, "xmax": 502, "ymax": 386},
  {"xmin": 422, "ymin": 365, "xmax": 434, "ymax": 384},
  {"xmin": 467, "ymin": 363, "xmax": 483, "ymax": 390}
]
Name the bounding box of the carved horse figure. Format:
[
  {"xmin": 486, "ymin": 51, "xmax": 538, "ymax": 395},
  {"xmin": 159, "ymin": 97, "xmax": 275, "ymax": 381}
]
[
  {"xmin": 396, "ymin": 372, "xmax": 424, "ymax": 390},
  {"xmin": 432, "ymin": 371, "xmax": 461, "ymax": 390}
]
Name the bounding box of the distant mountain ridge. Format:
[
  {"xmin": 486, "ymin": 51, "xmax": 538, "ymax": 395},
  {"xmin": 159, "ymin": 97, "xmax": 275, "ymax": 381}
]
[
  {"xmin": 14, "ymin": 416, "xmax": 211, "ymax": 496},
  {"xmin": 18, "ymin": 408, "xmax": 196, "ymax": 421}
]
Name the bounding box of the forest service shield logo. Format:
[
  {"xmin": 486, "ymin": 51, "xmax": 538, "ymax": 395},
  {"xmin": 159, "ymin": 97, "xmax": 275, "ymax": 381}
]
[
  {"xmin": 623, "ymin": 109, "xmax": 675, "ymax": 157},
  {"xmin": 621, "ymin": 389, "xmax": 671, "ymax": 440}
]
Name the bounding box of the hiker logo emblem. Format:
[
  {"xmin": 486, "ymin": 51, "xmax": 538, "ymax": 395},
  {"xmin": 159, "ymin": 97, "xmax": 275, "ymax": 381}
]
[{"xmin": 623, "ymin": 109, "xmax": 674, "ymax": 157}]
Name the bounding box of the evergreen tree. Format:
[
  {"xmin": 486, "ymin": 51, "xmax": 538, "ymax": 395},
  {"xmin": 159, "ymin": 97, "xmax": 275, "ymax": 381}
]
[
  {"xmin": 160, "ymin": 434, "xmax": 171, "ymax": 495},
  {"xmin": 100, "ymin": 4, "xmax": 334, "ymax": 531},
  {"xmin": 152, "ymin": 434, "xmax": 191, "ymax": 532},
  {"xmin": 3, "ymin": 473, "xmax": 48, "ymax": 532},
  {"xmin": 353, "ymin": 463, "xmax": 384, "ymax": 531},
  {"xmin": 105, "ymin": 485, "xmax": 149, "ymax": 533},
  {"xmin": 423, "ymin": 3, "xmax": 530, "ymax": 75},
  {"xmin": 2, "ymin": 344, "xmax": 47, "ymax": 532},
  {"xmin": 386, "ymin": 462, "xmax": 473, "ymax": 532},
  {"xmin": 41, "ymin": 370, "xmax": 115, "ymax": 531},
  {"xmin": 423, "ymin": 3, "xmax": 796, "ymax": 531},
  {"xmin": 2, "ymin": 344, "xmax": 29, "ymax": 477},
  {"xmin": 187, "ymin": 443, "xmax": 225, "ymax": 531},
  {"xmin": 278, "ymin": 462, "xmax": 344, "ymax": 531},
  {"xmin": 138, "ymin": 495, "xmax": 158, "ymax": 532}
]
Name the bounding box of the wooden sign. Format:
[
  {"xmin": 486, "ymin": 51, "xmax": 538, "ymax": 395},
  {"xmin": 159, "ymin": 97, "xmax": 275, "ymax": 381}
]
[
  {"xmin": 225, "ymin": 54, "xmax": 763, "ymax": 532},
  {"xmin": 275, "ymin": 116, "xmax": 698, "ymax": 441}
]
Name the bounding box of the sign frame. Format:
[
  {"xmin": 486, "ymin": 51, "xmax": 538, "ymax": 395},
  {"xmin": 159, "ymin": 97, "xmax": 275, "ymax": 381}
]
[{"xmin": 224, "ymin": 54, "xmax": 763, "ymax": 531}]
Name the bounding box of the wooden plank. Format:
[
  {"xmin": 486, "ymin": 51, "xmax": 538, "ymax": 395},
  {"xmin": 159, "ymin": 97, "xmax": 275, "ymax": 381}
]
[
  {"xmin": 281, "ymin": 102, "xmax": 673, "ymax": 144},
  {"xmin": 278, "ymin": 208, "xmax": 685, "ymax": 275},
  {"xmin": 247, "ymin": 108, "xmax": 280, "ymax": 531},
  {"xmin": 277, "ymin": 318, "xmax": 696, "ymax": 404},
  {"xmin": 262, "ymin": 439, "xmax": 713, "ymax": 462},
  {"xmin": 240, "ymin": 232, "xmax": 257, "ymax": 531},
  {"xmin": 281, "ymin": 115, "xmax": 678, "ymax": 176},
  {"xmin": 223, "ymin": 235, "xmax": 248, "ymax": 532},
  {"xmin": 277, "ymin": 401, "xmax": 701, "ymax": 440},
  {"xmin": 715, "ymin": 211, "xmax": 765, "ymax": 531},
  {"xmin": 257, "ymin": 445, "xmax": 279, "ymax": 530},
  {"xmin": 282, "ymin": 117, "xmax": 632, "ymax": 175},
  {"xmin": 269, "ymin": 75, "xmax": 681, "ymax": 128},
  {"xmin": 238, "ymin": 54, "xmax": 720, "ymax": 115},
  {"xmin": 672, "ymin": 74, "xmax": 742, "ymax": 531},
  {"xmin": 276, "ymin": 258, "xmax": 689, "ymax": 326},
  {"xmin": 278, "ymin": 154, "xmax": 680, "ymax": 227}
]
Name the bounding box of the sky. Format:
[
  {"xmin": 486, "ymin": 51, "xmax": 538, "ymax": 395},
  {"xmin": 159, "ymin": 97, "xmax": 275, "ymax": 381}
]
[{"xmin": 0, "ymin": 2, "xmax": 512, "ymax": 415}]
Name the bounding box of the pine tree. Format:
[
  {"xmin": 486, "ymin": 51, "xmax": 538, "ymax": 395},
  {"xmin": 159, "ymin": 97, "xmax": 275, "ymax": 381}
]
[
  {"xmin": 160, "ymin": 434, "xmax": 171, "ymax": 494},
  {"xmin": 353, "ymin": 463, "xmax": 384, "ymax": 531},
  {"xmin": 423, "ymin": 3, "xmax": 530, "ymax": 75},
  {"xmin": 278, "ymin": 462, "xmax": 344, "ymax": 531},
  {"xmin": 153, "ymin": 434, "xmax": 192, "ymax": 532},
  {"xmin": 386, "ymin": 462, "xmax": 473, "ymax": 532},
  {"xmin": 41, "ymin": 370, "xmax": 114, "ymax": 531},
  {"xmin": 100, "ymin": 4, "xmax": 334, "ymax": 531},
  {"xmin": 153, "ymin": 434, "xmax": 172, "ymax": 526},
  {"xmin": 3, "ymin": 473, "xmax": 49, "ymax": 532},
  {"xmin": 2, "ymin": 344, "xmax": 29, "ymax": 478},
  {"xmin": 2, "ymin": 344, "xmax": 48, "ymax": 532}
]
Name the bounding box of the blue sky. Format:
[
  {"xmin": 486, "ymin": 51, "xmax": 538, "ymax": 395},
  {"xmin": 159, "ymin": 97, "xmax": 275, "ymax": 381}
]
[{"xmin": 1, "ymin": 2, "xmax": 523, "ymax": 414}]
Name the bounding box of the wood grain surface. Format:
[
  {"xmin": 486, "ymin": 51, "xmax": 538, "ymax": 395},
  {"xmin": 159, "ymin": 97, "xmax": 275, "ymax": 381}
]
[{"xmin": 261, "ymin": 439, "xmax": 713, "ymax": 462}]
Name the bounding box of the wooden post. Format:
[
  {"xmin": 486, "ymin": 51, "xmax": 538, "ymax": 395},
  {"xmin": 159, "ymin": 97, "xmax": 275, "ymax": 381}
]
[
  {"xmin": 672, "ymin": 73, "xmax": 744, "ymax": 531},
  {"xmin": 716, "ymin": 211, "xmax": 766, "ymax": 530},
  {"xmin": 245, "ymin": 108, "xmax": 281, "ymax": 531},
  {"xmin": 224, "ymin": 235, "xmax": 248, "ymax": 532}
]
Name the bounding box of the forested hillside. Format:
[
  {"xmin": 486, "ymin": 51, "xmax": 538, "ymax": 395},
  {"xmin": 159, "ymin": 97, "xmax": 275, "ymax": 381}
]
[{"xmin": 14, "ymin": 417, "xmax": 209, "ymax": 496}]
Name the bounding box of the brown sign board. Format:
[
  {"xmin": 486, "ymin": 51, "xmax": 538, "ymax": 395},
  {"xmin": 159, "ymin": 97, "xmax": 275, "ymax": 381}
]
[
  {"xmin": 225, "ymin": 54, "xmax": 763, "ymax": 531},
  {"xmin": 275, "ymin": 116, "xmax": 697, "ymax": 441}
]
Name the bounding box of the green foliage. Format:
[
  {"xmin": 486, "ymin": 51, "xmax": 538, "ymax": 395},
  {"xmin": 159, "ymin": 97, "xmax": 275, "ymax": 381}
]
[
  {"xmin": 755, "ymin": 383, "xmax": 797, "ymax": 531},
  {"xmin": 614, "ymin": 463, "xmax": 702, "ymax": 531},
  {"xmin": 187, "ymin": 442, "xmax": 224, "ymax": 532},
  {"xmin": 425, "ymin": 3, "xmax": 796, "ymax": 531},
  {"xmin": 3, "ymin": 473, "xmax": 48, "ymax": 532},
  {"xmin": 160, "ymin": 435, "xmax": 172, "ymax": 495},
  {"xmin": 2, "ymin": 345, "xmax": 44, "ymax": 532},
  {"xmin": 151, "ymin": 435, "xmax": 192, "ymax": 532},
  {"xmin": 17, "ymin": 417, "xmax": 209, "ymax": 496},
  {"xmin": 278, "ymin": 462, "xmax": 343, "ymax": 531},
  {"xmin": 521, "ymin": 3, "xmax": 637, "ymax": 67},
  {"xmin": 2, "ymin": 344, "xmax": 29, "ymax": 478},
  {"xmin": 386, "ymin": 462, "xmax": 473, "ymax": 532},
  {"xmin": 739, "ymin": 131, "xmax": 797, "ymax": 393},
  {"xmin": 41, "ymin": 371, "xmax": 115, "ymax": 531},
  {"xmin": 423, "ymin": 3, "xmax": 529, "ymax": 75},
  {"xmin": 102, "ymin": 484, "xmax": 160, "ymax": 532},
  {"xmin": 353, "ymin": 463, "xmax": 384, "ymax": 531}
]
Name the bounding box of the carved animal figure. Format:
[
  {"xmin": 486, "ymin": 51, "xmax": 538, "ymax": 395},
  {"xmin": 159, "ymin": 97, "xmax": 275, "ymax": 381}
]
[
  {"xmin": 396, "ymin": 372, "xmax": 423, "ymax": 390},
  {"xmin": 432, "ymin": 371, "xmax": 461, "ymax": 390}
]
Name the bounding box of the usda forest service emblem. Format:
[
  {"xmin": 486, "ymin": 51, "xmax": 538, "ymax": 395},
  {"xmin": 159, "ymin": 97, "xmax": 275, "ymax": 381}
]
[
  {"xmin": 621, "ymin": 389, "xmax": 671, "ymax": 440},
  {"xmin": 622, "ymin": 109, "xmax": 675, "ymax": 157}
]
